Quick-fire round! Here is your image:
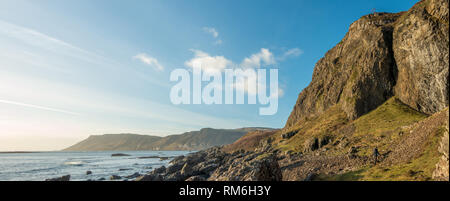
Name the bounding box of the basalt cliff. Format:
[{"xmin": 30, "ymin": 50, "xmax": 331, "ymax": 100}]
[{"xmin": 135, "ymin": 0, "xmax": 449, "ymax": 181}]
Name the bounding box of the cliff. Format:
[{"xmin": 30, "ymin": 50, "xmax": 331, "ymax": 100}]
[{"xmin": 285, "ymin": 0, "xmax": 448, "ymax": 128}]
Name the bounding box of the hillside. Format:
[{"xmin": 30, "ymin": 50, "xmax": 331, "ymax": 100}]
[
  {"xmin": 63, "ymin": 127, "xmax": 273, "ymax": 151},
  {"xmin": 133, "ymin": 0, "xmax": 449, "ymax": 181}
]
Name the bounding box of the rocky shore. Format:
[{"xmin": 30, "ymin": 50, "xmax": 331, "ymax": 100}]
[{"xmin": 135, "ymin": 146, "xmax": 282, "ymax": 181}]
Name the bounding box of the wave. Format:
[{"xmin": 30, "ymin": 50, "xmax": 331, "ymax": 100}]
[{"xmin": 63, "ymin": 161, "xmax": 84, "ymax": 166}]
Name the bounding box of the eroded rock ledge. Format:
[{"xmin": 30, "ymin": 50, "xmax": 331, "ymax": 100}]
[{"xmin": 135, "ymin": 147, "xmax": 282, "ymax": 181}]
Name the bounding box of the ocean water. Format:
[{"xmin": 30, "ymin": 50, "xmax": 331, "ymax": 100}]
[{"xmin": 0, "ymin": 151, "xmax": 192, "ymax": 181}]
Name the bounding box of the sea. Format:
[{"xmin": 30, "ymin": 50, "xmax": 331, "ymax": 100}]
[{"xmin": 0, "ymin": 151, "xmax": 193, "ymax": 181}]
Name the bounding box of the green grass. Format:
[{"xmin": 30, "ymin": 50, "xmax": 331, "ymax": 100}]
[
  {"xmin": 349, "ymin": 98, "xmax": 427, "ymax": 156},
  {"xmin": 315, "ymin": 105, "xmax": 447, "ymax": 181},
  {"xmin": 276, "ymin": 105, "xmax": 349, "ymax": 152},
  {"xmin": 276, "ymin": 97, "xmax": 426, "ymax": 155},
  {"xmin": 318, "ymin": 125, "xmax": 445, "ymax": 181}
]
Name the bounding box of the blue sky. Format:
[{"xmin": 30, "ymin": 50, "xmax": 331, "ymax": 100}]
[{"xmin": 0, "ymin": 0, "xmax": 417, "ymax": 150}]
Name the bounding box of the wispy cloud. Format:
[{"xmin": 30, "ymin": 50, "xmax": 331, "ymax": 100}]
[
  {"xmin": 203, "ymin": 27, "xmax": 219, "ymax": 38},
  {"xmin": 277, "ymin": 47, "xmax": 303, "ymax": 61},
  {"xmin": 203, "ymin": 27, "xmax": 223, "ymax": 45},
  {"xmin": 133, "ymin": 53, "xmax": 164, "ymax": 71},
  {"xmin": 0, "ymin": 20, "xmax": 110, "ymax": 65},
  {"xmin": 0, "ymin": 99, "xmax": 80, "ymax": 116}
]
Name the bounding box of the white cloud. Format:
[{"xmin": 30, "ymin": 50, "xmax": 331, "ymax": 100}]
[
  {"xmin": 133, "ymin": 53, "xmax": 164, "ymax": 71},
  {"xmin": 241, "ymin": 48, "xmax": 275, "ymax": 68},
  {"xmin": 278, "ymin": 47, "xmax": 303, "ymax": 61},
  {"xmin": 203, "ymin": 27, "xmax": 219, "ymax": 38},
  {"xmin": 184, "ymin": 49, "xmax": 233, "ymax": 73}
]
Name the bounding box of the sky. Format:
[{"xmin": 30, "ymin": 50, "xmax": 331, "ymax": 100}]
[{"xmin": 0, "ymin": 0, "xmax": 418, "ymax": 151}]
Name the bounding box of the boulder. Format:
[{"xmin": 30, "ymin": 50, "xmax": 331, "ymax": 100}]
[
  {"xmin": 135, "ymin": 173, "xmax": 163, "ymax": 181},
  {"xmin": 185, "ymin": 175, "xmax": 207, "ymax": 181},
  {"xmin": 153, "ymin": 166, "xmax": 166, "ymax": 174},
  {"xmin": 110, "ymin": 175, "xmax": 122, "ymax": 180},
  {"xmin": 111, "ymin": 153, "xmax": 130, "ymax": 157},
  {"xmin": 45, "ymin": 175, "xmax": 70, "ymax": 181},
  {"xmin": 125, "ymin": 172, "xmax": 142, "ymax": 179}
]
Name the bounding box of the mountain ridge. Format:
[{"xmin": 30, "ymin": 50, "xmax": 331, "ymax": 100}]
[{"xmin": 63, "ymin": 127, "xmax": 274, "ymax": 151}]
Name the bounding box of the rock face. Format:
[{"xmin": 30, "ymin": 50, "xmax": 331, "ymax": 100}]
[
  {"xmin": 135, "ymin": 147, "xmax": 282, "ymax": 181},
  {"xmin": 433, "ymin": 123, "xmax": 449, "ymax": 181},
  {"xmin": 285, "ymin": 12, "xmax": 400, "ymax": 128},
  {"xmin": 285, "ymin": 0, "xmax": 449, "ymax": 129},
  {"xmin": 393, "ymin": 0, "xmax": 449, "ymax": 115}
]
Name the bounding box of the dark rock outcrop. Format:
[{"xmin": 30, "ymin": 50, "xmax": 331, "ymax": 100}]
[
  {"xmin": 110, "ymin": 175, "xmax": 122, "ymax": 180},
  {"xmin": 135, "ymin": 147, "xmax": 282, "ymax": 181},
  {"xmin": 111, "ymin": 153, "xmax": 130, "ymax": 157},
  {"xmin": 45, "ymin": 175, "xmax": 70, "ymax": 181}
]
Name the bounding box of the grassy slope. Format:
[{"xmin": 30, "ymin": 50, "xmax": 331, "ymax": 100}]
[
  {"xmin": 275, "ymin": 98, "xmax": 426, "ymax": 154},
  {"xmin": 275, "ymin": 104, "xmax": 349, "ymax": 153},
  {"xmin": 315, "ymin": 104, "xmax": 448, "ymax": 181},
  {"xmin": 273, "ymin": 97, "xmax": 448, "ymax": 181}
]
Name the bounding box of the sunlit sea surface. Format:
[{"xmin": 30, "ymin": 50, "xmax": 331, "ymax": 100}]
[{"xmin": 0, "ymin": 151, "xmax": 192, "ymax": 181}]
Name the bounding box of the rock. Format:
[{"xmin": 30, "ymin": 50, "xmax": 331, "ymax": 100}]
[
  {"xmin": 185, "ymin": 175, "xmax": 207, "ymax": 181},
  {"xmin": 304, "ymin": 173, "xmax": 317, "ymax": 181},
  {"xmin": 180, "ymin": 163, "xmax": 194, "ymax": 177},
  {"xmin": 98, "ymin": 177, "xmax": 105, "ymax": 181},
  {"xmin": 209, "ymin": 153, "xmax": 282, "ymax": 181},
  {"xmin": 165, "ymin": 163, "xmax": 184, "ymax": 175},
  {"xmin": 433, "ymin": 123, "xmax": 449, "ymax": 181},
  {"xmin": 45, "ymin": 175, "xmax": 70, "ymax": 181},
  {"xmin": 135, "ymin": 173, "xmax": 163, "ymax": 181},
  {"xmin": 318, "ymin": 136, "xmax": 331, "ymax": 148},
  {"xmin": 303, "ymin": 138, "xmax": 319, "ymax": 152},
  {"xmin": 86, "ymin": 171, "xmax": 92, "ymax": 175},
  {"xmin": 119, "ymin": 168, "xmax": 131, "ymax": 171},
  {"xmin": 153, "ymin": 166, "xmax": 166, "ymax": 174},
  {"xmin": 110, "ymin": 175, "xmax": 122, "ymax": 180},
  {"xmin": 111, "ymin": 153, "xmax": 130, "ymax": 157},
  {"xmin": 393, "ymin": 0, "xmax": 449, "ymax": 115},
  {"xmin": 165, "ymin": 172, "xmax": 188, "ymax": 181},
  {"xmin": 281, "ymin": 131, "xmax": 297, "ymax": 139},
  {"xmin": 196, "ymin": 163, "xmax": 219, "ymax": 174},
  {"xmin": 137, "ymin": 156, "xmax": 159, "ymax": 159},
  {"xmin": 159, "ymin": 157, "xmax": 169, "ymax": 161},
  {"xmin": 254, "ymin": 156, "xmax": 283, "ymax": 181},
  {"xmin": 125, "ymin": 172, "xmax": 142, "ymax": 179}
]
